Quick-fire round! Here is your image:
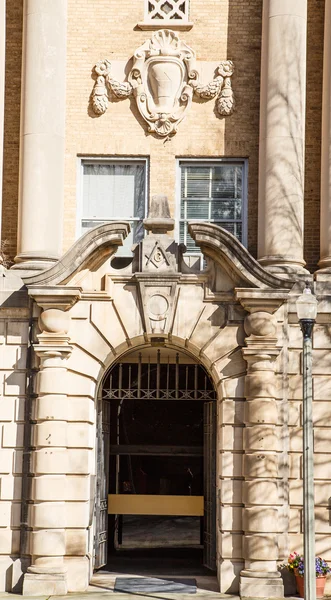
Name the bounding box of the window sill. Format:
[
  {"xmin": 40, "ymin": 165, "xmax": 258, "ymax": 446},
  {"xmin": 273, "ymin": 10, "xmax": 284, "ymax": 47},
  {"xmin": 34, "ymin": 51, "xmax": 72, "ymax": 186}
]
[{"xmin": 137, "ymin": 21, "xmax": 193, "ymax": 31}]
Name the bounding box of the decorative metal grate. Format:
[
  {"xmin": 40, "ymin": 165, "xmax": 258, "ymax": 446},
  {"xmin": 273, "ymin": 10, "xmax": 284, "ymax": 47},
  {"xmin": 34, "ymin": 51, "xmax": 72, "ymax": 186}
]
[
  {"xmin": 103, "ymin": 351, "xmax": 216, "ymax": 402},
  {"xmin": 104, "ymin": 388, "xmax": 215, "ymax": 401},
  {"xmin": 147, "ymin": 0, "xmax": 189, "ymax": 21}
]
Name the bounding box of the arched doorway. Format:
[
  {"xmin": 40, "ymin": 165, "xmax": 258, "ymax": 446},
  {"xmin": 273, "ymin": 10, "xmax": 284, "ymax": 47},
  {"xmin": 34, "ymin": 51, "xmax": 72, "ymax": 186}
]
[{"xmin": 94, "ymin": 346, "xmax": 217, "ymax": 579}]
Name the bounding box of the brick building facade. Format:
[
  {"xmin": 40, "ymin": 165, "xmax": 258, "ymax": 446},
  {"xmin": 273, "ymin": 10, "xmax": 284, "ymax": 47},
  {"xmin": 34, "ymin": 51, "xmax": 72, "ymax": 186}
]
[{"xmin": 0, "ymin": 0, "xmax": 331, "ymax": 597}]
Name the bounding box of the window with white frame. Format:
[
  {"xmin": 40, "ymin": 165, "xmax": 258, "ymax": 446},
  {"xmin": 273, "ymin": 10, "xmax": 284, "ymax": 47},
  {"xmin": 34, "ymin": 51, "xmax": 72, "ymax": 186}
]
[
  {"xmin": 146, "ymin": 0, "xmax": 189, "ymax": 22},
  {"xmin": 80, "ymin": 160, "xmax": 147, "ymax": 256},
  {"xmin": 178, "ymin": 160, "xmax": 247, "ymax": 256}
]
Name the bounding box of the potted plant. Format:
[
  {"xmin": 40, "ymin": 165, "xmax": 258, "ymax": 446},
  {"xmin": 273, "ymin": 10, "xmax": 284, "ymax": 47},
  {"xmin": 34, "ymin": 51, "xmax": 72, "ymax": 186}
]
[{"xmin": 282, "ymin": 552, "xmax": 331, "ymax": 598}]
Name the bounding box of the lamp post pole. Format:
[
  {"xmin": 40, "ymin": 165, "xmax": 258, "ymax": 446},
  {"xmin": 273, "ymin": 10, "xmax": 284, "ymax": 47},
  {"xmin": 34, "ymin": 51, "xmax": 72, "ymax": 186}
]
[{"xmin": 297, "ymin": 283, "xmax": 318, "ymax": 600}]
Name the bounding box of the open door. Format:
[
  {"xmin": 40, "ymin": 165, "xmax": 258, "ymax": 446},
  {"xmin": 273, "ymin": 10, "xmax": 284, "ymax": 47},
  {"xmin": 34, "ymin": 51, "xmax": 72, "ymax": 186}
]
[
  {"xmin": 95, "ymin": 398, "xmax": 110, "ymax": 569},
  {"xmin": 203, "ymin": 400, "xmax": 216, "ymax": 570}
]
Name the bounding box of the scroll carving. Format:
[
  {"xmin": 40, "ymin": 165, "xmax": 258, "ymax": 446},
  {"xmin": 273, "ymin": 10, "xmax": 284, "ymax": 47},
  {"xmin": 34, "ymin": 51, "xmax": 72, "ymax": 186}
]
[{"xmin": 91, "ymin": 30, "xmax": 235, "ymax": 137}]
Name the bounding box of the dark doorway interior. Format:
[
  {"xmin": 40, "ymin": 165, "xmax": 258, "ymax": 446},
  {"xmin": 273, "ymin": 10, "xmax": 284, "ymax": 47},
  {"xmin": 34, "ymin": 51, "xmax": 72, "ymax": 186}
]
[
  {"xmin": 95, "ymin": 351, "xmax": 217, "ymax": 577},
  {"xmin": 108, "ymin": 398, "xmax": 204, "ymax": 550}
]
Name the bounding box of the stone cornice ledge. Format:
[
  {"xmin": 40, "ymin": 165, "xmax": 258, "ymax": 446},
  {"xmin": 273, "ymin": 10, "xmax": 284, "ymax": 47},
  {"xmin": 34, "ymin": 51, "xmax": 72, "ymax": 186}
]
[
  {"xmin": 188, "ymin": 222, "xmax": 295, "ymax": 290},
  {"xmin": 235, "ymin": 288, "xmax": 290, "ymax": 314},
  {"xmin": 28, "ymin": 286, "xmax": 82, "ymax": 311},
  {"xmin": 21, "ymin": 222, "xmax": 131, "ymax": 287},
  {"xmin": 137, "ymin": 21, "xmax": 194, "ymax": 30}
]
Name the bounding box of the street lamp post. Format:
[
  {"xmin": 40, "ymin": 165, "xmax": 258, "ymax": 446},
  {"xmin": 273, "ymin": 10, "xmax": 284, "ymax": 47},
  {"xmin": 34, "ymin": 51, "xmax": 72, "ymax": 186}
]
[{"xmin": 296, "ymin": 282, "xmax": 318, "ymax": 600}]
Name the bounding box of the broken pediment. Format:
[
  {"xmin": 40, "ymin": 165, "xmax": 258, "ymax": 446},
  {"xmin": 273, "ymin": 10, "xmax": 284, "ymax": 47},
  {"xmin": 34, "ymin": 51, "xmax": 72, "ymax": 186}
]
[
  {"xmin": 21, "ymin": 217, "xmax": 295, "ymax": 295},
  {"xmin": 21, "ymin": 197, "xmax": 294, "ymax": 342},
  {"xmin": 188, "ymin": 222, "xmax": 294, "ymax": 290}
]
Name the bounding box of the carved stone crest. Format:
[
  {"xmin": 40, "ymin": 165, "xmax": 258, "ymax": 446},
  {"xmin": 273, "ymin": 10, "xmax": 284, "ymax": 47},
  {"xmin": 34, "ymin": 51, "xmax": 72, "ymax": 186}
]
[
  {"xmin": 91, "ymin": 29, "xmax": 235, "ymax": 137},
  {"xmin": 145, "ymin": 240, "xmax": 170, "ymax": 269}
]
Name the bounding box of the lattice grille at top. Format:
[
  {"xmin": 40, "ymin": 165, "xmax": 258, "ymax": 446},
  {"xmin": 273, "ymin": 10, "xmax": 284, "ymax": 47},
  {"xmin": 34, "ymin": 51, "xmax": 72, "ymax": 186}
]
[{"xmin": 147, "ymin": 0, "xmax": 189, "ymax": 21}]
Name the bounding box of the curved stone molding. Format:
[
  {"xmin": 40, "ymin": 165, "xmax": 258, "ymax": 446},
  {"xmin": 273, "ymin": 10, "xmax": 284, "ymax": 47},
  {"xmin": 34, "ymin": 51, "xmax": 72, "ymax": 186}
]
[
  {"xmin": 91, "ymin": 30, "xmax": 235, "ymax": 137},
  {"xmin": 188, "ymin": 222, "xmax": 294, "ymax": 289},
  {"xmin": 21, "ymin": 222, "xmax": 130, "ymax": 287}
]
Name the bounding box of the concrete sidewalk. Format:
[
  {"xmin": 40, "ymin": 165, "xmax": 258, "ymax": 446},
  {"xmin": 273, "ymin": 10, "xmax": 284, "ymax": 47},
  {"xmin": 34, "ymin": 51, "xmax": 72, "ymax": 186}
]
[
  {"xmin": 0, "ymin": 573, "xmax": 301, "ymax": 600},
  {"xmin": 0, "ymin": 587, "xmax": 239, "ymax": 600},
  {"xmin": 0, "ymin": 595, "xmax": 239, "ymax": 600}
]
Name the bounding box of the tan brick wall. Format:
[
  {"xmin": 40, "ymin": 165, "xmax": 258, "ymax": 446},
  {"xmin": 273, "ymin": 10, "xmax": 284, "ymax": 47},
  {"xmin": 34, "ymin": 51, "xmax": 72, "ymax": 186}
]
[
  {"xmin": 1, "ymin": 0, "xmax": 22, "ymax": 262},
  {"xmin": 63, "ymin": 0, "xmax": 263, "ymax": 257},
  {"xmin": 304, "ymin": 0, "xmax": 324, "ymax": 272},
  {"xmin": 0, "ymin": 0, "xmax": 326, "ymax": 271}
]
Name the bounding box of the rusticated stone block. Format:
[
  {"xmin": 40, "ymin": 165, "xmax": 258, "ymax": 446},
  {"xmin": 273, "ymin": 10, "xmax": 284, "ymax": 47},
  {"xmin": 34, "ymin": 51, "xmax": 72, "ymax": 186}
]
[
  {"xmin": 243, "ymin": 453, "xmax": 278, "ymax": 478},
  {"xmin": 222, "ymin": 399, "xmax": 244, "ymax": 424},
  {"xmin": 2, "ymin": 423, "xmax": 24, "ymax": 448},
  {"xmin": 221, "ymin": 506, "xmax": 242, "ymax": 532},
  {"xmin": 32, "ymin": 448, "xmax": 68, "ymax": 475},
  {"xmin": 221, "ymin": 425, "xmax": 243, "ymax": 451},
  {"xmin": 37, "ymin": 369, "xmax": 68, "ymax": 395},
  {"xmin": 243, "ymin": 533, "xmax": 278, "ymax": 560},
  {"xmin": 314, "ymin": 376, "xmax": 331, "ymax": 400},
  {"xmin": 30, "ymin": 529, "xmax": 66, "ymax": 556},
  {"xmin": 243, "ymin": 507, "xmax": 279, "ymax": 533},
  {"xmin": 245, "ymin": 371, "xmax": 276, "ymax": 399},
  {"xmin": 221, "ymin": 479, "xmax": 243, "ymax": 505},
  {"xmin": 289, "ymin": 479, "xmax": 331, "ymax": 506},
  {"xmin": 243, "ymin": 480, "xmax": 281, "ymax": 505},
  {"xmin": 244, "ymin": 398, "xmax": 278, "ymax": 425},
  {"xmin": 220, "ymin": 532, "xmax": 243, "ymax": 559},
  {"xmin": 4, "ymin": 372, "xmax": 25, "ymax": 397},
  {"xmin": 34, "ymin": 421, "xmax": 67, "ymax": 448},
  {"xmin": 65, "ymin": 529, "xmax": 87, "ymax": 556},
  {"xmin": 6, "ymin": 321, "xmax": 28, "ymax": 345},
  {"xmin": 0, "ymin": 475, "xmax": 22, "ymax": 501},
  {"xmin": 221, "ymin": 452, "xmax": 243, "ymax": 478},
  {"xmin": 29, "ymin": 502, "xmax": 66, "ymax": 529},
  {"xmin": 244, "ymin": 425, "xmax": 280, "ymax": 452}
]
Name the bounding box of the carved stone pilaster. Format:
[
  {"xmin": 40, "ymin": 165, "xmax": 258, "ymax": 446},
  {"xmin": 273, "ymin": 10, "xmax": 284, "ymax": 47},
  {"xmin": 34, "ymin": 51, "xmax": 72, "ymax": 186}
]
[
  {"xmin": 235, "ymin": 290, "xmax": 287, "ymax": 599},
  {"xmin": 23, "ymin": 305, "xmax": 73, "ymax": 595}
]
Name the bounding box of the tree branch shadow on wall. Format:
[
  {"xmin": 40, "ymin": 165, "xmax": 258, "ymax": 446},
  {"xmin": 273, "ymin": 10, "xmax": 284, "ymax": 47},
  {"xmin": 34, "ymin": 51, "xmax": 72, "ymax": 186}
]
[
  {"xmin": 225, "ymin": 0, "xmax": 323, "ymax": 273},
  {"xmin": 2, "ymin": 334, "xmax": 34, "ymax": 592},
  {"xmin": 222, "ymin": 6, "xmax": 327, "ymax": 593}
]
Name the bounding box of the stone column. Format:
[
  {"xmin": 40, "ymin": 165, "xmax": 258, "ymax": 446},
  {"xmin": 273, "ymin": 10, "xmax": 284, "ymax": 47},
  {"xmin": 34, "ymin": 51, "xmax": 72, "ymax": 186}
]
[
  {"xmin": 23, "ymin": 307, "xmax": 72, "ymax": 596},
  {"xmin": 318, "ymin": 0, "xmax": 331, "ymax": 270},
  {"xmin": 258, "ymin": 0, "xmax": 308, "ymax": 273},
  {"xmin": 14, "ymin": 0, "xmax": 67, "ymax": 272},
  {"xmin": 236, "ymin": 292, "xmax": 286, "ymax": 598}
]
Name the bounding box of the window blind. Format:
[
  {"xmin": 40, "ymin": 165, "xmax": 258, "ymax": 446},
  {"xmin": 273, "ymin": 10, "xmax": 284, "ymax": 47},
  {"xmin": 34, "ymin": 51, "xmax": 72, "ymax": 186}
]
[
  {"xmin": 180, "ymin": 163, "xmax": 244, "ymax": 254},
  {"xmin": 81, "ymin": 162, "xmax": 146, "ymax": 256}
]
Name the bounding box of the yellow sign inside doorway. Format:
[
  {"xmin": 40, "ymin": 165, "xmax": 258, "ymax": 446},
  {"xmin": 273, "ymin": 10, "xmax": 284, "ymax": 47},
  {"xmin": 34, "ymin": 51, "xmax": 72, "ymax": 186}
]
[{"xmin": 108, "ymin": 494, "xmax": 204, "ymax": 516}]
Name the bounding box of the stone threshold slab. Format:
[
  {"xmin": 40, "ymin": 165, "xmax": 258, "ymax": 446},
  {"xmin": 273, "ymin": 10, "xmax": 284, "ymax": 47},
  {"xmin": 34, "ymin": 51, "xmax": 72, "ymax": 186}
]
[{"xmin": 51, "ymin": 594, "xmax": 239, "ymax": 600}]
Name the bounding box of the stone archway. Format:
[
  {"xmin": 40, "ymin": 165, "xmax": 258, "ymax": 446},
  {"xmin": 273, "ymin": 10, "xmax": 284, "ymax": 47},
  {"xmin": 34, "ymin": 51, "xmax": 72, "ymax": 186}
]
[
  {"xmin": 94, "ymin": 344, "xmax": 219, "ymax": 577},
  {"xmin": 21, "ymin": 218, "xmax": 293, "ymax": 596}
]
